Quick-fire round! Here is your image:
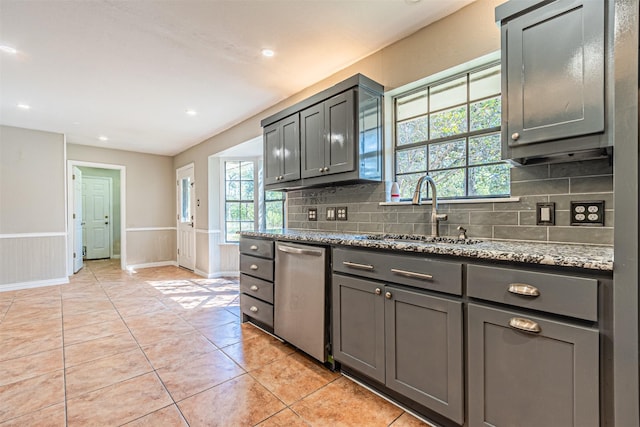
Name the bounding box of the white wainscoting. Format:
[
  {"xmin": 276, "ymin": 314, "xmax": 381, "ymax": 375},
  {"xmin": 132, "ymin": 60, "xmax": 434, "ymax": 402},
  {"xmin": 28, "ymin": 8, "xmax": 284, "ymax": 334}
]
[{"xmin": 0, "ymin": 233, "xmax": 68, "ymax": 290}]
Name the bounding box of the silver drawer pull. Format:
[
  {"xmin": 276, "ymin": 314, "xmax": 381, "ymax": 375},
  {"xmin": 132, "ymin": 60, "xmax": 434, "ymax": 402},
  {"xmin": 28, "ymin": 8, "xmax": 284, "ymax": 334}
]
[
  {"xmin": 343, "ymin": 261, "xmax": 374, "ymax": 271},
  {"xmin": 250, "ymin": 306, "xmax": 259, "ymax": 313},
  {"xmin": 508, "ymin": 283, "xmax": 540, "ymax": 297},
  {"xmin": 250, "ymin": 285, "xmax": 259, "ymax": 291},
  {"xmin": 250, "ymin": 264, "xmax": 259, "ymax": 270},
  {"xmin": 509, "ymin": 317, "xmax": 541, "ymax": 333},
  {"xmin": 390, "ymin": 268, "xmax": 433, "ymax": 281},
  {"xmin": 250, "ymin": 245, "xmax": 258, "ymax": 251}
]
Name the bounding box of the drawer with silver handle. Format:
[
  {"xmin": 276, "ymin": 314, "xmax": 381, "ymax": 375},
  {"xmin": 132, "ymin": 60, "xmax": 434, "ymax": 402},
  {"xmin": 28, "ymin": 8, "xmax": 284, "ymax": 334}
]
[
  {"xmin": 333, "ymin": 247, "xmax": 462, "ymax": 295},
  {"xmin": 239, "ymin": 237, "xmax": 274, "ymax": 259},
  {"xmin": 240, "ymin": 254, "xmax": 274, "ymax": 281},
  {"xmin": 240, "ymin": 293, "xmax": 273, "ymax": 327},
  {"xmin": 467, "ymin": 264, "xmax": 598, "ymax": 321},
  {"xmin": 240, "ymin": 274, "xmax": 274, "ymax": 304}
]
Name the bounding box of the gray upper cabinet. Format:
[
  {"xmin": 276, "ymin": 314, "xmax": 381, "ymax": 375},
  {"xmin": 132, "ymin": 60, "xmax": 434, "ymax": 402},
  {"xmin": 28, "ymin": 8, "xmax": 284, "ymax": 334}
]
[
  {"xmin": 497, "ymin": 0, "xmax": 611, "ymax": 162},
  {"xmin": 301, "ymin": 90, "xmax": 355, "ymax": 179},
  {"xmin": 262, "ymin": 74, "xmax": 383, "ymax": 190},
  {"xmin": 467, "ymin": 303, "xmax": 599, "ymax": 427},
  {"xmin": 264, "ymin": 114, "xmax": 300, "ymax": 186}
]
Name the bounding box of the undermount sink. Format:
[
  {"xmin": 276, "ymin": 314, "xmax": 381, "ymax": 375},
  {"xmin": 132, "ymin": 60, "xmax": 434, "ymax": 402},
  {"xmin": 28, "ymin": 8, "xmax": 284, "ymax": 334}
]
[{"xmin": 363, "ymin": 234, "xmax": 481, "ymax": 245}]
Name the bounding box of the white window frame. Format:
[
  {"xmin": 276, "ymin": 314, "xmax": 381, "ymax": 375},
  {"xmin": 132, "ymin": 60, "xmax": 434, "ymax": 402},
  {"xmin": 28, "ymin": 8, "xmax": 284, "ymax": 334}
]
[{"xmin": 384, "ymin": 51, "xmax": 514, "ymax": 204}]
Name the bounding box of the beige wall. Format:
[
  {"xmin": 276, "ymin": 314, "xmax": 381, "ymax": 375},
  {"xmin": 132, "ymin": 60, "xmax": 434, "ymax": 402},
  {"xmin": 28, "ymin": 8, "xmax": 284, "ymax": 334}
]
[
  {"xmin": 67, "ymin": 144, "xmax": 176, "ymax": 267},
  {"xmin": 0, "ymin": 126, "xmax": 67, "ymax": 287}
]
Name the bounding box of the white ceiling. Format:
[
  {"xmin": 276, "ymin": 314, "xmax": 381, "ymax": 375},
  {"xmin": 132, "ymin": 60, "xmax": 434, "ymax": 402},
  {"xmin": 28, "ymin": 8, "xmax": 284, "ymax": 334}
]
[{"xmin": 0, "ymin": 0, "xmax": 475, "ymax": 156}]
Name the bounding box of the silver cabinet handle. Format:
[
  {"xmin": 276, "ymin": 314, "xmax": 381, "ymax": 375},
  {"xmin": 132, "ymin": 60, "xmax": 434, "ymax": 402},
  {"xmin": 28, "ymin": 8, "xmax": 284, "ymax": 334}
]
[
  {"xmin": 250, "ymin": 306, "xmax": 258, "ymax": 313},
  {"xmin": 343, "ymin": 261, "xmax": 374, "ymax": 271},
  {"xmin": 318, "ymin": 168, "xmax": 324, "ymax": 173},
  {"xmin": 375, "ymin": 288, "xmax": 382, "ymax": 295},
  {"xmin": 250, "ymin": 264, "xmax": 258, "ymax": 270},
  {"xmin": 385, "ymin": 291, "xmax": 392, "ymax": 299},
  {"xmin": 390, "ymin": 268, "xmax": 433, "ymax": 281},
  {"xmin": 508, "ymin": 283, "xmax": 540, "ymax": 297},
  {"xmin": 509, "ymin": 317, "xmax": 541, "ymax": 333},
  {"xmin": 250, "ymin": 245, "xmax": 258, "ymax": 251},
  {"xmin": 250, "ymin": 285, "xmax": 259, "ymax": 291},
  {"xmin": 278, "ymin": 245, "xmax": 323, "ymax": 256},
  {"xmin": 512, "ymin": 132, "xmax": 520, "ymax": 140},
  {"xmin": 323, "ymin": 167, "xmax": 329, "ymax": 172}
]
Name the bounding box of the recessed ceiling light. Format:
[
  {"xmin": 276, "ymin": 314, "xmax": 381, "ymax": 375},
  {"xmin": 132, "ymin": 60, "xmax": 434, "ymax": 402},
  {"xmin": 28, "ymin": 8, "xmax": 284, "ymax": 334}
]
[
  {"xmin": 185, "ymin": 109, "xmax": 197, "ymax": 116},
  {"xmin": 0, "ymin": 45, "xmax": 17, "ymax": 54},
  {"xmin": 98, "ymin": 135, "xmax": 109, "ymax": 141},
  {"xmin": 17, "ymin": 103, "xmax": 30, "ymax": 110},
  {"xmin": 261, "ymin": 48, "xmax": 275, "ymax": 57}
]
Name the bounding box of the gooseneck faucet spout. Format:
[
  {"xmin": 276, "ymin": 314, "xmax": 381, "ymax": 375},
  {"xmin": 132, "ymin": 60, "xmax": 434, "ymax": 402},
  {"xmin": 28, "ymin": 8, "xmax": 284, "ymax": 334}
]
[{"xmin": 412, "ymin": 175, "xmax": 448, "ymax": 237}]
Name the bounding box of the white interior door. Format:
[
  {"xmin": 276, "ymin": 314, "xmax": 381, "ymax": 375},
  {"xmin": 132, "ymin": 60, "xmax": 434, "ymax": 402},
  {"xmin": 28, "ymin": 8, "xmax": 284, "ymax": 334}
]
[
  {"xmin": 84, "ymin": 176, "xmax": 112, "ymax": 259},
  {"xmin": 73, "ymin": 167, "xmax": 84, "ymax": 273},
  {"xmin": 177, "ymin": 164, "xmax": 196, "ymax": 270}
]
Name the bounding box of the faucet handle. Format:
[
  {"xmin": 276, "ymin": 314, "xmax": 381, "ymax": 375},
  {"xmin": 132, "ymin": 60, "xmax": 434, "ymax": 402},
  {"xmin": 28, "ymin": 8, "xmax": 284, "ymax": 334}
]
[{"xmin": 457, "ymin": 226, "xmax": 467, "ymax": 240}]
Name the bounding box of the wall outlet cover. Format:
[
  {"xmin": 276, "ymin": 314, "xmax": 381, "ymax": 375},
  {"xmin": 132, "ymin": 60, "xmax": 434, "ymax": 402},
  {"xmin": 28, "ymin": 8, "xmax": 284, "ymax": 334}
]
[
  {"xmin": 570, "ymin": 200, "xmax": 605, "ymax": 226},
  {"xmin": 326, "ymin": 207, "xmax": 336, "ymax": 221},
  {"xmin": 336, "ymin": 207, "xmax": 348, "ymax": 221},
  {"xmin": 307, "ymin": 208, "xmax": 317, "ymax": 221}
]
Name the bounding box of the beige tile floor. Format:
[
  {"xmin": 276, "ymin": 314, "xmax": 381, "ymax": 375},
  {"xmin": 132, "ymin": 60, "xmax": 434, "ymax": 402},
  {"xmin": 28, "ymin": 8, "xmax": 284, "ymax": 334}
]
[{"xmin": 0, "ymin": 259, "xmax": 430, "ymax": 426}]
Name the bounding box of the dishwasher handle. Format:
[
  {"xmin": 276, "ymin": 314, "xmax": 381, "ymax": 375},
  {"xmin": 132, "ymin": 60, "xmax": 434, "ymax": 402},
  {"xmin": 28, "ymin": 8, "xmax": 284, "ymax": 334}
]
[{"xmin": 277, "ymin": 244, "xmax": 323, "ymax": 256}]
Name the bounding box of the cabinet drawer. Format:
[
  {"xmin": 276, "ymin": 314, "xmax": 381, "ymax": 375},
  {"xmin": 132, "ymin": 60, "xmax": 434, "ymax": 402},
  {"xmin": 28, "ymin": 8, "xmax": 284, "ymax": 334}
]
[
  {"xmin": 467, "ymin": 264, "xmax": 598, "ymax": 321},
  {"xmin": 239, "ymin": 237, "xmax": 274, "ymax": 259},
  {"xmin": 240, "ymin": 274, "xmax": 274, "ymax": 304},
  {"xmin": 333, "ymin": 248, "xmax": 462, "ymax": 295},
  {"xmin": 240, "ymin": 255, "xmax": 274, "ymax": 282},
  {"xmin": 241, "ymin": 294, "xmax": 273, "ymax": 328}
]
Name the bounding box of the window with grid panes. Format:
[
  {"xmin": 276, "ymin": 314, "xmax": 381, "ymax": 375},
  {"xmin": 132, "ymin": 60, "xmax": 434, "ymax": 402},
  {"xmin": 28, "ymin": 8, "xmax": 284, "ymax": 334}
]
[
  {"xmin": 394, "ymin": 63, "xmax": 510, "ymax": 200},
  {"xmin": 225, "ymin": 160, "xmax": 255, "ymax": 242},
  {"xmin": 264, "ymin": 190, "xmax": 285, "ymax": 230}
]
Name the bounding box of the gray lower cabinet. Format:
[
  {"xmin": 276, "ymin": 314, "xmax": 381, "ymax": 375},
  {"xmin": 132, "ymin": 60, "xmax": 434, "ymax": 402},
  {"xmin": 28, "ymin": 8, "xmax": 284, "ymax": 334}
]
[
  {"xmin": 332, "ymin": 273, "xmax": 464, "ymax": 424},
  {"xmin": 239, "ymin": 236, "xmax": 275, "ymax": 328},
  {"xmin": 467, "ymin": 303, "xmax": 599, "ymax": 427}
]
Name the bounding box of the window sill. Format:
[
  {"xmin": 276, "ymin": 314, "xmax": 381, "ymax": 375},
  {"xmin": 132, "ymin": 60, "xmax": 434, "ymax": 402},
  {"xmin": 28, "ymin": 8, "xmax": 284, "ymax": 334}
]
[{"xmin": 379, "ymin": 196, "xmax": 520, "ymax": 206}]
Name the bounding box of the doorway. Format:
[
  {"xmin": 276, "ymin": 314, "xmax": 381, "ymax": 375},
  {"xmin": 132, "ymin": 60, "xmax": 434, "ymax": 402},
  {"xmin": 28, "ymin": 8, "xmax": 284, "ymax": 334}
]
[
  {"xmin": 67, "ymin": 161, "xmax": 126, "ymax": 275},
  {"xmin": 177, "ymin": 163, "xmax": 196, "ymax": 270}
]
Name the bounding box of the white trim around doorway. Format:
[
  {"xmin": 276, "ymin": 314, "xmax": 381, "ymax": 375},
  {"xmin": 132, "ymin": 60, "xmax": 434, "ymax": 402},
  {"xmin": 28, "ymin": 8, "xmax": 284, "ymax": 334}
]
[{"xmin": 66, "ymin": 160, "xmax": 127, "ymax": 276}]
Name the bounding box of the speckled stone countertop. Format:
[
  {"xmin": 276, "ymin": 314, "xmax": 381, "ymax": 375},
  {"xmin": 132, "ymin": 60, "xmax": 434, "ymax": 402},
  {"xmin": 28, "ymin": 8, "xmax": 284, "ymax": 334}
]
[{"xmin": 240, "ymin": 229, "xmax": 614, "ymax": 272}]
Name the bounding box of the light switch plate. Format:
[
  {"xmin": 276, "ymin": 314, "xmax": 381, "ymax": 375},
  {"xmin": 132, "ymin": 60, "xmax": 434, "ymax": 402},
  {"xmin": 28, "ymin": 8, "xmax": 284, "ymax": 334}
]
[
  {"xmin": 326, "ymin": 207, "xmax": 336, "ymax": 221},
  {"xmin": 570, "ymin": 201, "xmax": 605, "ymax": 226},
  {"xmin": 307, "ymin": 208, "xmax": 317, "ymax": 221},
  {"xmin": 336, "ymin": 207, "xmax": 348, "ymax": 221},
  {"xmin": 536, "ymin": 202, "xmax": 555, "ymax": 225}
]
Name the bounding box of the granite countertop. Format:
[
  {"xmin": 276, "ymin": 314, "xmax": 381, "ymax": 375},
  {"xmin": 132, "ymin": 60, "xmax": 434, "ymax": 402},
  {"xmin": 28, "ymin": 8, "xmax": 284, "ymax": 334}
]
[{"xmin": 240, "ymin": 229, "xmax": 614, "ymax": 272}]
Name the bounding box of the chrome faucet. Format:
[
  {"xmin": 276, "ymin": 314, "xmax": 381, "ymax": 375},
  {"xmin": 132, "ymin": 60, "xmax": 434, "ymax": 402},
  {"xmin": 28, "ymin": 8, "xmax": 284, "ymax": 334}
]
[{"xmin": 412, "ymin": 175, "xmax": 448, "ymax": 237}]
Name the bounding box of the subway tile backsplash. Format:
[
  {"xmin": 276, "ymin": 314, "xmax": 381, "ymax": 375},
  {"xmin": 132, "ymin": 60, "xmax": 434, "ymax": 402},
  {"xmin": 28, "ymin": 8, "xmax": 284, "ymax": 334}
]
[{"xmin": 286, "ymin": 158, "xmax": 614, "ymax": 246}]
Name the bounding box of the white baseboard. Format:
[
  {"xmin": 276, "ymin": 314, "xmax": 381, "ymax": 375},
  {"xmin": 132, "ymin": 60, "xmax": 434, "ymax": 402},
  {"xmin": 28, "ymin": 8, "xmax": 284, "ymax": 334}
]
[
  {"xmin": 112, "ymin": 255, "xmax": 121, "ymax": 259},
  {"xmin": 194, "ymin": 269, "xmax": 239, "ymax": 279},
  {"xmin": 0, "ymin": 277, "xmax": 69, "ymax": 292},
  {"xmin": 126, "ymin": 261, "xmax": 178, "ymax": 271}
]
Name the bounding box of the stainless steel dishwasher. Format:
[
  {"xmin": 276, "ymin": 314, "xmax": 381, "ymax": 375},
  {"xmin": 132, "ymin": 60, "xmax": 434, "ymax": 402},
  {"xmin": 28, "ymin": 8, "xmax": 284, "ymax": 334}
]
[{"xmin": 275, "ymin": 241, "xmax": 328, "ymax": 362}]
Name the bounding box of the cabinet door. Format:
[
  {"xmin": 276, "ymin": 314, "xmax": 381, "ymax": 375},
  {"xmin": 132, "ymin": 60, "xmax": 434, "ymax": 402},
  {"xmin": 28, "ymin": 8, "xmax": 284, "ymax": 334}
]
[
  {"xmin": 300, "ymin": 103, "xmax": 326, "ymax": 178},
  {"xmin": 280, "ymin": 114, "xmax": 300, "ymax": 182},
  {"xmin": 385, "ymin": 287, "xmax": 464, "ymax": 424},
  {"xmin": 263, "ymin": 121, "xmax": 282, "ymax": 186},
  {"xmin": 467, "ymin": 304, "xmax": 599, "ymax": 427},
  {"xmin": 505, "ymin": 0, "xmax": 604, "ymax": 147},
  {"xmin": 332, "ymin": 274, "xmax": 385, "ymax": 383},
  {"xmin": 325, "ymin": 90, "xmax": 355, "ymax": 175}
]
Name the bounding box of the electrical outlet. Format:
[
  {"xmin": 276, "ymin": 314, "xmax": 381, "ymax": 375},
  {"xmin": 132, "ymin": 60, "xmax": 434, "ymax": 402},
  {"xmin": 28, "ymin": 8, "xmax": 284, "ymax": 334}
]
[
  {"xmin": 536, "ymin": 202, "xmax": 555, "ymax": 225},
  {"xmin": 307, "ymin": 208, "xmax": 317, "ymax": 221},
  {"xmin": 336, "ymin": 207, "xmax": 348, "ymax": 221},
  {"xmin": 570, "ymin": 201, "xmax": 605, "ymax": 226},
  {"xmin": 326, "ymin": 207, "xmax": 336, "ymax": 221}
]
